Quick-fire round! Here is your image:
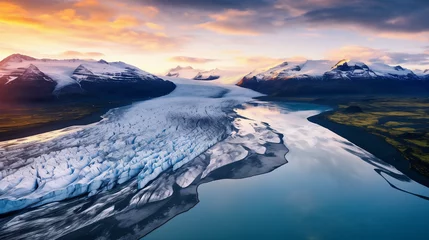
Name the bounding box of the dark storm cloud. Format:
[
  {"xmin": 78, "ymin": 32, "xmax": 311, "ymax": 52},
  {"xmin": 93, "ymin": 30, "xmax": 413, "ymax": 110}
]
[
  {"xmin": 302, "ymin": 0, "xmax": 429, "ymax": 33},
  {"xmin": 141, "ymin": 0, "xmax": 274, "ymax": 10},
  {"xmin": 138, "ymin": 0, "xmax": 429, "ymax": 33}
]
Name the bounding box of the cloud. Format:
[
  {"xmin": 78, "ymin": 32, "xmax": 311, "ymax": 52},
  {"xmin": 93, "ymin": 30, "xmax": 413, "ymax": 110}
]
[
  {"xmin": 198, "ymin": 9, "xmax": 288, "ymax": 36},
  {"xmin": 169, "ymin": 56, "xmax": 218, "ymax": 64},
  {"xmin": 141, "ymin": 0, "xmax": 274, "ymax": 11},
  {"xmin": 326, "ymin": 46, "xmax": 429, "ymax": 66},
  {"xmin": 60, "ymin": 51, "xmax": 105, "ymax": 58},
  {"xmin": 6, "ymin": 0, "xmax": 429, "ymax": 44},
  {"xmin": 4, "ymin": 0, "xmax": 75, "ymax": 11},
  {"xmin": 236, "ymin": 56, "xmax": 285, "ymax": 65},
  {"xmin": 301, "ymin": 0, "xmax": 429, "ymax": 33},
  {"xmin": 140, "ymin": 0, "xmax": 429, "ymax": 38},
  {"xmin": 235, "ymin": 56, "xmax": 288, "ymax": 69},
  {"xmin": 145, "ymin": 22, "xmax": 164, "ymax": 30},
  {"xmin": 198, "ymin": 10, "xmax": 261, "ymax": 35},
  {"xmin": 0, "ymin": 0, "xmax": 183, "ymax": 51}
]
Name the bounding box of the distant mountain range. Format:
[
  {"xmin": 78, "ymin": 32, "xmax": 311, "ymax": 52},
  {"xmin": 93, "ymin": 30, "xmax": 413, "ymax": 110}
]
[
  {"xmin": 3, "ymin": 54, "xmax": 429, "ymax": 101},
  {"xmin": 0, "ymin": 54, "xmax": 175, "ymax": 102},
  {"xmin": 166, "ymin": 66, "xmax": 222, "ymax": 80},
  {"xmin": 237, "ymin": 60, "xmax": 429, "ymax": 96}
]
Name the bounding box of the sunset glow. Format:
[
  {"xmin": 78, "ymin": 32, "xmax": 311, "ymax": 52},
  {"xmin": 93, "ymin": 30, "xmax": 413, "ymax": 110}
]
[{"xmin": 1, "ymin": 0, "xmax": 428, "ymax": 74}]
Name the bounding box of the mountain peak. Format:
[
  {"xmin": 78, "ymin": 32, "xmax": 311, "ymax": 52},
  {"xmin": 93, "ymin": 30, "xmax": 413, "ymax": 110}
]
[
  {"xmin": 2, "ymin": 53, "xmax": 36, "ymax": 62},
  {"xmin": 173, "ymin": 65, "xmax": 193, "ymax": 71},
  {"xmin": 26, "ymin": 63, "xmax": 39, "ymax": 71},
  {"xmin": 394, "ymin": 65, "xmax": 405, "ymax": 71},
  {"xmin": 279, "ymin": 62, "xmax": 289, "ymax": 67},
  {"xmin": 332, "ymin": 59, "xmax": 350, "ymax": 69},
  {"xmin": 0, "ymin": 53, "xmax": 37, "ymax": 67}
]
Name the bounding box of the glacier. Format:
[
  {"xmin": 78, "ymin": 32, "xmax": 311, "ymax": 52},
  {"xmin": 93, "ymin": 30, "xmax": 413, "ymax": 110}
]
[
  {"xmin": 0, "ymin": 107, "xmax": 288, "ymax": 239},
  {"xmin": 0, "ymin": 77, "xmax": 262, "ymax": 214}
]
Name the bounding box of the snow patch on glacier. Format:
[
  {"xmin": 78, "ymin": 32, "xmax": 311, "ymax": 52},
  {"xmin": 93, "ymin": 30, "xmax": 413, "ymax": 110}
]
[{"xmin": 0, "ymin": 77, "xmax": 262, "ymax": 214}]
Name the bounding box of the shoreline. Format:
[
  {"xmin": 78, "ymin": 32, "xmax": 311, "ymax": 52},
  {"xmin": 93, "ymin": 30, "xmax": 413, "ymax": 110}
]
[
  {"xmin": 0, "ymin": 100, "xmax": 144, "ymax": 142},
  {"xmin": 0, "ymin": 108, "xmax": 106, "ymax": 142},
  {"xmin": 308, "ymin": 110, "xmax": 429, "ymax": 188}
]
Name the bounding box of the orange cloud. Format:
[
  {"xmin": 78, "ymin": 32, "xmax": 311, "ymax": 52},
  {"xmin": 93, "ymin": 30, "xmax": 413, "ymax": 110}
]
[
  {"xmin": 199, "ymin": 22, "xmax": 260, "ymax": 36},
  {"xmin": 74, "ymin": 0, "xmax": 99, "ymax": 7},
  {"xmin": 145, "ymin": 22, "xmax": 164, "ymax": 30},
  {"xmin": 112, "ymin": 15, "xmax": 141, "ymax": 28},
  {"xmin": 326, "ymin": 46, "xmax": 383, "ymax": 61},
  {"xmin": 236, "ymin": 56, "xmax": 286, "ymax": 68},
  {"xmin": 0, "ymin": 0, "xmax": 182, "ymax": 51},
  {"xmin": 60, "ymin": 51, "xmax": 105, "ymax": 58},
  {"xmin": 0, "ymin": 2, "xmax": 26, "ymax": 14},
  {"xmin": 235, "ymin": 55, "xmax": 310, "ymax": 69},
  {"xmin": 169, "ymin": 56, "xmax": 217, "ymax": 64},
  {"xmin": 376, "ymin": 31, "xmax": 429, "ymax": 41},
  {"xmin": 199, "ymin": 10, "xmax": 261, "ymax": 36},
  {"xmin": 0, "ymin": 2, "xmax": 41, "ymax": 27}
]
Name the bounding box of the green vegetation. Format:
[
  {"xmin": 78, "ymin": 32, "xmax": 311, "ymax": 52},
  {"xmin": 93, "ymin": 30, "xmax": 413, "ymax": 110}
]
[
  {"xmin": 0, "ymin": 99, "xmax": 130, "ymax": 140},
  {"xmin": 325, "ymin": 98, "xmax": 429, "ymax": 177},
  {"xmin": 0, "ymin": 105, "xmax": 99, "ymax": 133},
  {"xmin": 0, "ymin": 97, "xmax": 147, "ymax": 140}
]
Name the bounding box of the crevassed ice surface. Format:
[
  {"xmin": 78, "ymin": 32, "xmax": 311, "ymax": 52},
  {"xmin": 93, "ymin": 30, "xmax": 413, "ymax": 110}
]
[
  {"xmin": 0, "ymin": 106, "xmax": 287, "ymax": 239},
  {"xmin": 0, "ymin": 78, "xmax": 261, "ymax": 214}
]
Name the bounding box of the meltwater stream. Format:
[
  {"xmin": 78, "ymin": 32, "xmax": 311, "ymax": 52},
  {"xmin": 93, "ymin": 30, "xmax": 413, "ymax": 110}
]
[{"xmin": 145, "ymin": 101, "xmax": 429, "ymax": 240}]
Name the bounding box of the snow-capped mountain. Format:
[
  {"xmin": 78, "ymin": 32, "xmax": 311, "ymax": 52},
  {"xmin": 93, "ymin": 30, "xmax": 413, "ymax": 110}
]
[
  {"xmin": 166, "ymin": 66, "xmax": 201, "ymax": 79},
  {"xmin": 244, "ymin": 60, "xmax": 335, "ymax": 81},
  {"xmin": 242, "ymin": 59, "xmax": 419, "ymax": 81},
  {"xmin": 194, "ymin": 68, "xmax": 221, "ymax": 80},
  {"xmin": 238, "ymin": 59, "xmax": 429, "ymax": 96},
  {"xmin": 0, "ymin": 54, "xmax": 175, "ymax": 102},
  {"xmin": 324, "ymin": 60, "xmax": 419, "ymax": 81},
  {"xmin": 166, "ymin": 66, "xmax": 221, "ymax": 80},
  {"xmin": 415, "ymin": 69, "xmax": 429, "ymax": 80}
]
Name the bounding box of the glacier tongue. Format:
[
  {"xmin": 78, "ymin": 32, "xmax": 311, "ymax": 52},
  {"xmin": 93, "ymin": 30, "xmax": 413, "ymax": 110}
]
[
  {"xmin": 0, "ymin": 106, "xmax": 287, "ymax": 239},
  {"xmin": 0, "ymin": 77, "xmax": 261, "ymax": 214}
]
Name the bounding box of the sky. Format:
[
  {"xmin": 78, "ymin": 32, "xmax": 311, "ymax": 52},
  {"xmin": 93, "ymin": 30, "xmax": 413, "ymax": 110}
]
[{"xmin": 1, "ymin": 0, "xmax": 429, "ymax": 74}]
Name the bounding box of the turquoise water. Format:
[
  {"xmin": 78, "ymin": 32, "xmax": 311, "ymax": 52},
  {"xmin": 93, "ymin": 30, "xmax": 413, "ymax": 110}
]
[{"xmin": 145, "ymin": 101, "xmax": 429, "ymax": 240}]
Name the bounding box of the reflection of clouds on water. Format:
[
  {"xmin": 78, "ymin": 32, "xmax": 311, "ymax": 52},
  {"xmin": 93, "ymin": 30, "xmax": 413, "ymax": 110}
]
[
  {"xmin": 238, "ymin": 101, "xmax": 429, "ymax": 200},
  {"xmin": 0, "ymin": 108, "xmax": 288, "ymax": 240}
]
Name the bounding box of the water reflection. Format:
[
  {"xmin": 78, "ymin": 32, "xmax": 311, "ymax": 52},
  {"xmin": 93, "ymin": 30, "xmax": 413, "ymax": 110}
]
[
  {"xmin": 237, "ymin": 101, "xmax": 429, "ymax": 200},
  {"xmin": 0, "ymin": 111, "xmax": 288, "ymax": 240}
]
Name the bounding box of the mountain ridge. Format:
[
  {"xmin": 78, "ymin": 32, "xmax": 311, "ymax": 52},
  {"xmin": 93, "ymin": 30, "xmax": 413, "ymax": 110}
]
[
  {"xmin": 166, "ymin": 65, "xmax": 221, "ymax": 80},
  {"xmin": 237, "ymin": 59, "xmax": 429, "ymax": 96},
  {"xmin": 0, "ymin": 53, "xmax": 175, "ymax": 102}
]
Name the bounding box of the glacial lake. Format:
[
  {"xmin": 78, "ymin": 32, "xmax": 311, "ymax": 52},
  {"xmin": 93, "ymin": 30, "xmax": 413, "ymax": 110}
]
[{"xmin": 145, "ymin": 101, "xmax": 429, "ymax": 240}]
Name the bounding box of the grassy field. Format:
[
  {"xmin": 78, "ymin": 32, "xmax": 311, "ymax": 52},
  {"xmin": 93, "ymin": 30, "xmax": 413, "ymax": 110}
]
[
  {"xmin": 0, "ymin": 104, "xmax": 100, "ymax": 133},
  {"xmin": 325, "ymin": 98, "xmax": 429, "ymax": 176},
  {"xmin": 0, "ymin": 99, "xmax": 134, "ymax": 141}
]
